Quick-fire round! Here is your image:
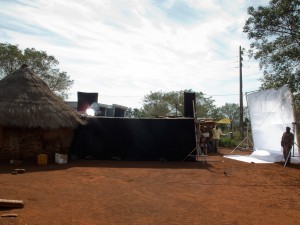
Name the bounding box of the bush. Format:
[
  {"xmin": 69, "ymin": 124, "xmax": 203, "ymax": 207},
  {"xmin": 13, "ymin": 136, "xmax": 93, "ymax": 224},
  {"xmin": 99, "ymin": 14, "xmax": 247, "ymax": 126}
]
[{"xmin": 219, "ymin": 137, "xmax": 239, "ymax": 147}]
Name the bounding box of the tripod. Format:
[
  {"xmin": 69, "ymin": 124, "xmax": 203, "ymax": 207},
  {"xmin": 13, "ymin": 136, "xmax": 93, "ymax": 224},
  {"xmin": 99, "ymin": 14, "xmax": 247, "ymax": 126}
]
[
  {"xmin": 284, "ymin": 141, "xmax": 299, "ymax": 167},
  {"xmin": 183, "ymin": 133, "xmax": 207, "ymax": 164},
  {"xmin": 183, "ymin": 102, "xmax": 207, "ymax": 164},
  {"xmin": 231, "ymin": 123, "xmax": 253, "ymax": 153}
]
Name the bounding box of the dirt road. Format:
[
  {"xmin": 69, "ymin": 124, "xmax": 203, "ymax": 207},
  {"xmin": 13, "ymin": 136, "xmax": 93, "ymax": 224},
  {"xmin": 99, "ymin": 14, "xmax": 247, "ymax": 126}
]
[{"xmin": 0, "ymin": 148, "xmax": 299, "ymax": 225}]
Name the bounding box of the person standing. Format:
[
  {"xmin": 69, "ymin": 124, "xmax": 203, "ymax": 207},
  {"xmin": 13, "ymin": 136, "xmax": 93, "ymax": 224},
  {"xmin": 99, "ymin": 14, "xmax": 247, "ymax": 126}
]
[
  {"xmin": 212, "ymin": 125, "xmax": 223, "ymax": 153},
  {"xmin": 281, "ymin": 126, "xmax": 294, "ymax": 164}
]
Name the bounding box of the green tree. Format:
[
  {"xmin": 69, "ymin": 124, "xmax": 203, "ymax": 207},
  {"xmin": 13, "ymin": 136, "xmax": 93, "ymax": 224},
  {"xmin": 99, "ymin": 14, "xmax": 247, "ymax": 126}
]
[
  {"xmin": 142, "ymin": 91, "xmax": 172, "ymax": 117},
  {"xmin": 243, "ymin": 0, "xmax": 300, "ymax": 94},
  {"xmin": 209, "ymin": 107, "xmax": 224, "ymax": 121},
  {"xmin": 0, "ymin": 43, "xmax": 73, "ymax": 99},
  {"xmin": 141, "ymin": 90, "xmax": 216, "ymax": 118},
  {"xmin": 125, "ymin": 108, "xmax": 145, "ymax": 118},
  {"xmin": 0, "ymin": 43, "xmax": 23, "ymax": 75},
  {"xmin": 219, "ymin": 103, "xmax": 240, "ymax": 131}
]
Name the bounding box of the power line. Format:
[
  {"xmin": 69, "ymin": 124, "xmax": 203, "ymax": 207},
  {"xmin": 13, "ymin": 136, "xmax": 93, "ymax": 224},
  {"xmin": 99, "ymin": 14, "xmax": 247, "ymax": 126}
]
[
  {"xmin": 99, "ymin": 95, "xmax": 142, "ymax": 98},
  {"xmin": 99, "ymin": 93, "xmax": 240, "ymax": 98},
  {"xmin": 207, "ymin": 94, "xmax": 239, "ymax": 97}
]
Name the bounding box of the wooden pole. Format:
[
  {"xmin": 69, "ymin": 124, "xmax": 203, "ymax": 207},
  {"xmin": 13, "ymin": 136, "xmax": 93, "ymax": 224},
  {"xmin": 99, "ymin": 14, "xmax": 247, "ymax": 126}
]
[
  {"xmin": 0, "ymin": 199, "xmax": 24, "ymax": 208},
  {"xmin": 239, "ymin": 46, "xmax": 244, "ymax": 138}
]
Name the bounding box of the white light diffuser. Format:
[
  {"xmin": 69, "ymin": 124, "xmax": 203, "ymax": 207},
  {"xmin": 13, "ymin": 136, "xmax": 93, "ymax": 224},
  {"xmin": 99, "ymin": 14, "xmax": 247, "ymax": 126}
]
[
  {"xmin": 226, "ymin": 86, "xmax": 299, "ymax": 163},
  {"xmin": 247, "ymin": 85, "xmax": 298, "ymax": 154}
]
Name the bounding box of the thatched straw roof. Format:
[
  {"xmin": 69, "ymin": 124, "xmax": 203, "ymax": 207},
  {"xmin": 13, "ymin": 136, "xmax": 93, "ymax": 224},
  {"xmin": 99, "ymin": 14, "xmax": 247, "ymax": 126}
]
[{"xmin": 0, "ymin": 65, "xmax": 84, "ymax": 129}]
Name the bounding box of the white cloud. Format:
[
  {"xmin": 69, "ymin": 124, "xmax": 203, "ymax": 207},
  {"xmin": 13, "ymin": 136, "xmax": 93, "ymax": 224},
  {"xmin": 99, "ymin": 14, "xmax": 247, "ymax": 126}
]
[{"xmin": 0, "ymin": 0, "xmax": 269, "ymax": 108}]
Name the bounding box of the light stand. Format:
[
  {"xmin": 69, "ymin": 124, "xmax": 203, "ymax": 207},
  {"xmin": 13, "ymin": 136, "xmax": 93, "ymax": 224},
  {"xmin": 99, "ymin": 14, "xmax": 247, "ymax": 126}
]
[
  {"xmin": 284, "ymin": 141, "xmax": 299, "ymax": 167},
  {"xmin": 183, "ymin": 101, "xmax": 207, "ymax": 164},
  {"xmin": 283, "ymin": 95, "xmax": 300, "ymax": 166},
  {"xmin": 284, "ymin": 122, "xmax": 300, "ymax": 167},
  {"xmin": 231, "ymin": 123, "xmax": 253, "ymax": 153}
]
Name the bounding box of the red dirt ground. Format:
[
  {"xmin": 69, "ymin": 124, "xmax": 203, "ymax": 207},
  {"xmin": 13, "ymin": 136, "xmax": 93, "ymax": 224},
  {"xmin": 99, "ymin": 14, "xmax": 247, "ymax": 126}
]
[{"xmin": 0, "ymin": 148, "xmax": 299, "ymax": 225}]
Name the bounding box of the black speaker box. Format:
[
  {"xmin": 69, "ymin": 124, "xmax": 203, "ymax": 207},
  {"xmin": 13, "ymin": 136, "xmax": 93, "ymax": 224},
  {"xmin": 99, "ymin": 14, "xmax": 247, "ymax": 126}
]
[
  {"xmin": 184, "ymin": 92, "xmax": 195, "ymax": 118},
  {"xmin": 77, "ymin": 92, "xmax": 98, "ymax": 112}
]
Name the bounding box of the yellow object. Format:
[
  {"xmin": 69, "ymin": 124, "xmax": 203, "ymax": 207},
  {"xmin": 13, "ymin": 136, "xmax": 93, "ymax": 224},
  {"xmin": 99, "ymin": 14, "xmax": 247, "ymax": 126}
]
[
  {"xmin": 37, "ymin": 154, "xmax": 48, "ymax": 165},
  {"xmin": 215, "ymin": 118, "xmax": 231, "ymax": 124}
]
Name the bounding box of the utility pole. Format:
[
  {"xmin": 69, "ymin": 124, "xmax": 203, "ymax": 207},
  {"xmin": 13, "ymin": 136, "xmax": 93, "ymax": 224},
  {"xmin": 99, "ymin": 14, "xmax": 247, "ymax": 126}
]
[{"xmin": 239, "ymin": 46, "xmax": 244, "ymax": 138}]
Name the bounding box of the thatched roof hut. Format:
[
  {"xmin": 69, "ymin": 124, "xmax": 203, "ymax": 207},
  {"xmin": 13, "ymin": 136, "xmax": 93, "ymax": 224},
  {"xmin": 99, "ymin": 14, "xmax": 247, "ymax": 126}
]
[
  {"xmin": 0, "ymin": 65, "xmax": 84, "ymax": 162},
  {"xmin": 0, "ymin": 65, "xmax": 83, "ymax": 128}
]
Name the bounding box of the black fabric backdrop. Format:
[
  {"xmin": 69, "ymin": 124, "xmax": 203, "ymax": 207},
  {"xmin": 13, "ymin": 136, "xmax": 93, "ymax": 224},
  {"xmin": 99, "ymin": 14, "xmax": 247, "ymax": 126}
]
[{"xmin": 70, "ymin": 117, "xmax": 196, "ymax": 161}]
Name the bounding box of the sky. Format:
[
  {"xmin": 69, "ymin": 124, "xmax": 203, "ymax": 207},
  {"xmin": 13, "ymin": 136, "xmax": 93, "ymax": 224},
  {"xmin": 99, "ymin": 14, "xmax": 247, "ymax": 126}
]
[{"xmin": 0, "ymin": 0, "xmax": 269, "ymax": 109}]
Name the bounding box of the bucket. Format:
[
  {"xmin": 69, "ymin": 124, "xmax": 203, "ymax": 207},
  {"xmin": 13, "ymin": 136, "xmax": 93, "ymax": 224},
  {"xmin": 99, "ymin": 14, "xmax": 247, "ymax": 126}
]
[
  {"xmin": 37, "ymin": 154, "xmax": 48, "ymax": 165},
  {"xmin": 55, "ymin": 153, "xmax": 68, "ymax": 164}
]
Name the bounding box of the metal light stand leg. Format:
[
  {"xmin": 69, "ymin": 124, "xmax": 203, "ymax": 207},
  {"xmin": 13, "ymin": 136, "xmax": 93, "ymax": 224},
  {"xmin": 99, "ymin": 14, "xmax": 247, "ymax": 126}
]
[
  {"xmin": 196, "ymin": 146, "xmax": 207, "ymax": 165},
  {"xmin": 183, "ymin": 147, "xmax": 197, "ymax": 161},
  {"xmin": 231, "ymin": 137, "xmax": 253, "ymax": 153},
  {"xmin": 284, "ymin": 121, "xmax": 300, "ymax": 167},
  {"xmin": 284, "ymin": 141, "xmax": 300, "ymax": 167},
  {"xmin": 183, "ymin": 100, "xmax": 206, "ymax": 164},
  {"xmin": 291, "ymin": 122, "xmax": 299, "ymax": 157},
  {"xmin": 231, "ymin": 123, "xmax": 253, "ymax": 153},
  {"xmin": 183, "ymin": 100, "xmax": 198, "ymax": 161},
  {"xmin": 292, "ymin": 141, "xmax": 299, "ymax": 157},
  {"xmin": 284, "ymin": 148, "xmax": 292, "ymax": 167}
]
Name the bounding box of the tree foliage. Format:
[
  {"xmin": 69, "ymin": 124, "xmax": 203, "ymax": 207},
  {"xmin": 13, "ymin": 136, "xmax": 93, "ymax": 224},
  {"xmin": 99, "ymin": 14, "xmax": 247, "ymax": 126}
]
[
  {"xmin": 0, "ymin": 43, "xmax": 73, "ymax": 99},
  {"xmin": 217, "ymin": 103, "xmax": 249, "ymax": 131},
  {"xmin": 219, "ymin": 103, "xmax": 240, "ymax": 129},
  {"xmin": 125, "ymin": 108, "xmax": 145, "ymax": 118},
  {"xmin": 140, "ymin": 90, "xmax": 216, "ymax": 118},
  {"xmin": 125, "ymin": 91, "xmax": 250, "ymax": 133},
  {"xmin": 243, "ymin": 0, "xmax": 300, "ymax": 94}
]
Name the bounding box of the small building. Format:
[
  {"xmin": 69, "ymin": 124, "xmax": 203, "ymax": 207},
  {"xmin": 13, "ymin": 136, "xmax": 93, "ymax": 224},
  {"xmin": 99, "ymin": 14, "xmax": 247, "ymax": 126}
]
[
  {"xmin": 65, "ymin": 101, "xmax": 128, "ymax": 117},
  {"xmin": 0, "ymin": 65, "xmax": 84, "ymax": 162}
]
